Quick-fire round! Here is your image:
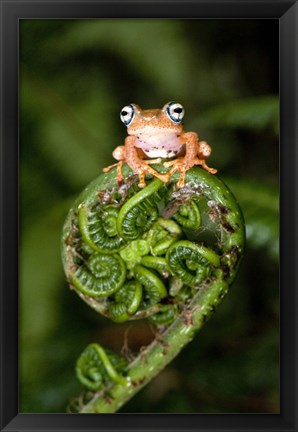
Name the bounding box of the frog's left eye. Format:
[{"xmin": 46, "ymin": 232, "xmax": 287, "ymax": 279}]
[
  {"xmin": 120, "ymin": 104, "xmax": 135, "ymax": 126},
  {"xmin": 166, "ymin": 102, "xmax": 185, "ymax": 123}
]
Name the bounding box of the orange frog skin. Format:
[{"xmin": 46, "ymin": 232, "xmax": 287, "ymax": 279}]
[{"xmin": 103, "ymin": 102, "xmax": 217, "ymax": 188}]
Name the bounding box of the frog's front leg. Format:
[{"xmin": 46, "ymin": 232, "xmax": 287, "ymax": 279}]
[
  {"xmin": 164, "ymin": 132, "xmax": 217, "ymax": 188},
  {"xmin": 196, "ymin": 140, "xmax": 217, "ymax": 174},
  {"xmin": 103, "ymin": 143, "xmax": 165, "ymax": 187},
  {"xmin": 103, "ymin": 146, "xmax": 126, "ymax": 183},
  {"xmin": 125, "ymin": 136, "xmax": 169, "ymax": 188}
]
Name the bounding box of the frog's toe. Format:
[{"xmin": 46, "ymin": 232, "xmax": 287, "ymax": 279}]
[
  {"xmin": 177, "ymin": 175, "xmax": 186, "ymax": 188},
  {"xmin": 208, "ymin": 167, "xmax": 218, "ymax": 174},
  {"xmin": 103, "ymin": 163, "xmax": 117, "ymax": 173},
  {"xmin": 195, "ymin": 159, "xmax": 217, "ymax": 175},
  {"xmin": 144, "ymin": 158, "xmax": 162, "ymax": 165},
  {"xmin": 163, "ymin": 158, "xmax": 180, "ymax": 168}
]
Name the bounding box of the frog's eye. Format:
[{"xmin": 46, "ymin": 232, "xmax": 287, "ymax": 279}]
[
  {"xmin": 166, "ymin": 102, "xmax": 185, "ymax": 123},
  {"xmin": 120, "ymin": 104, "xmax": 135, "ymax": 126}
]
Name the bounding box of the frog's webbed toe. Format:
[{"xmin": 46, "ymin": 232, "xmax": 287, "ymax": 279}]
[
  {"xmin": 163, "ymin": 157, "xmax": 217, "ymax": 188},
  {"xmin": 135, "ymin": 162, "xmax": 169, "ymax": 188},
  {"xmin": 193, "ymin": 159, "xmax": 217, "ymax": 174},
  {"xmin": 163, "ymin": 158, "xmax": 183, "ymax": 169},
  {"xmin": 103, "ymin": 162, "xmax": 119, "ymax": 173},
  {"xmin": 143, "ymin": 158, "xmax": 162, "ymax": 165},
  {"xmin": 163, "ymin": 158, "xmax": 188, "ymax": 188}
]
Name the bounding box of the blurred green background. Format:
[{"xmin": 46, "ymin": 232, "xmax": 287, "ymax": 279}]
[{"xmin": 20, "ymin": 19, "xmax": 279, "ymax": 413}]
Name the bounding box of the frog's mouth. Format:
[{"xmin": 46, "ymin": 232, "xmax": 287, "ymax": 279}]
[{"xmin": 128, "ymin": 124, "xmax": 183, "ymax": 137}]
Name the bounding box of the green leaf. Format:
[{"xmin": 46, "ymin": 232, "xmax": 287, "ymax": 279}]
[{"xmin": 203, "ymin": 96, "xmax": 279, "ymax": 135}]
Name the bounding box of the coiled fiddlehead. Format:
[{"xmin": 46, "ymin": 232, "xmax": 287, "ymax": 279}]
[
  {"xmin": 117, "ymin": 178, "xmax": 164, "ymax": 240},
  {"xmin": 71, "ymin": 252, "xmax": 126, "ymax": 297},
  {"xmin": 144, "ymin": 218, "xmax": 182, "ymax": 256},
  {"xmin": 62, "ymin": 163, "xmax": 245, "ymax": 413},
  {"xmin": 166, "ymin": 240, "xmax": 220, "ymax": 287},
  {"xmin": 76, "ymin": 343, "xmax": 127, "ymax": 391},
  {"xmin": 78, "ymin": 203, "xmax": 126, "ymax": 253},
  {"xmin": 172, "ymin": 199, "xmax": 201, "ymax": 230},
  {"xmin": 119, "ymin": 239, "xmax": 150, "ymax": 270},
  {"xmin": 107, "ymin": 280, "xmax": 143, "ymax": 323},
  {"xmin": 134, "ymin": 264, "xmax": 168, "ymax": 306},
  {"xmin": 140, "ymin": 256, "xmax": 169, "ymax": 274}
]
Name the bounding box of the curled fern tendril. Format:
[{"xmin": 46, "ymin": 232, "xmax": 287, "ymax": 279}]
[
  {"xmin": 144, "ymin": 218, "xmax": 182, "ymax": 256},
  {"xmin": 78, "ymin": 203, "xmax": 125, "ymax": 253},
  {"xmin": 172, "ymin": 199, "xmax": 201, "ymax": 230},
  {"xmin": 76, "ymin": 343, "xmax": 127, "ymax": 391},
  {"xmin": 119, "ymin": 239, "xmax": 150, "ymax": 269},
  {"xmin": 139, "ymin": 256, "xmax": 169, "ymax": 275},
  {"xmin": 166, "ymin": 240, "xmax": 220, "ymax": 287},
  {"xmin": 71, "ymin": 252, "xmax": 126, "ymax": 297},
  {"xmin": 117, "ymin": 178, "xmax": 164, "ymax": 240},
  {"xmin": 107, "ymin": 280, "xmax": 143, "ymax": 323},
  {"xmin": 134, "ymin": 264, "xmax": 168, "ymax": 306}
]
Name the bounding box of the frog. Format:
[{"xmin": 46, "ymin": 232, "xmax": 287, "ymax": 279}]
[{"xmin": 103, "ymin": 101, "xmax": 217, "ymax": 188}]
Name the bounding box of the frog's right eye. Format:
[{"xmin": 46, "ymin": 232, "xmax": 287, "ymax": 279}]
[
  {"xmin": 120, "ymin": 104, "xmax": 135, "ymax": 126},
  {"xmin": 166, "ymin": 102, "xmax": 185, "ymax": 123}
]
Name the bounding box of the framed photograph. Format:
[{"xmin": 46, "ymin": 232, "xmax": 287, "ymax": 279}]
[{"xmin": 1, "ymin": 1, "xmax": 297, "ymax": 431}]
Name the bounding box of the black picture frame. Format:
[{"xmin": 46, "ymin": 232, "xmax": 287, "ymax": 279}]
[{"xmin": 1, "ymin": 1, "xmax": 297, "ymax": 431}]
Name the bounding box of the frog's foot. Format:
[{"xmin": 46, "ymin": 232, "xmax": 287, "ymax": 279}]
[
  {"xmin": 133, "ymin": 162, "xmax": 169, "ymax": 188},
  {"xmin": 164, "ymin": 157, "xmax": 217, "ymax": 188},
  {"xmin": 103, "ymin": 161, "xmax": 124, "ymax": 183},
  {"xmin": 163, "ymin": 158, "xmax": 189, "ymax": 188},
  {"xmin": 194, "ymin": 159, "xmax": 217, "ymax": 175},
  {"xmin": 137, "ymin": 172, "xmax": 147, "ymax": 189},
  {"xmin": 163, "ymin": 158, "xmax": 183, "ymax": 169},
  {"xmin": 103, "ymin": 162, "xmax": 118, "ymax": 173}
]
